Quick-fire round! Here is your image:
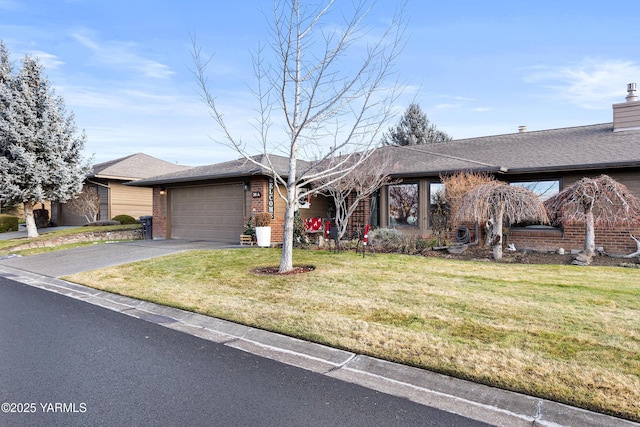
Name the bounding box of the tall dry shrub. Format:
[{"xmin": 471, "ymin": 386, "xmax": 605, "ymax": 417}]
[{"xmin": 440, "ymin": 171, "xmax": 495, "ymax": 230}]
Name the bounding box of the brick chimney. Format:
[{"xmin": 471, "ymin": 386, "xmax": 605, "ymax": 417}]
[{"xmin": 613, "ymin": 83, "xmax": 640, "ymax": 131}]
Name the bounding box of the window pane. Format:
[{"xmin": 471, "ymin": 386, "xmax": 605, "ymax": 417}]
[
  {"xmin": 429, "ymin": 182, "xmax": 445, "ymax": 205},
  {"xmin": 510, "ymin": 180, "xmax": 559, "ymax": 201},
  {"xmin": 389, "ymin": 183, "xmax": 419, "ymax": 227}
]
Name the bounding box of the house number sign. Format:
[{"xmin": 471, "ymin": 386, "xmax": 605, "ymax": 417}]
[{"xmin": 268, "ymin": 178, "xmax": 275, "ymax": 219}]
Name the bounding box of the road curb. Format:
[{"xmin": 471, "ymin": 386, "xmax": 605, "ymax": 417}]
[{"xmin": 1, "ymin": 265, "xmax": 637, "ymax": 427}]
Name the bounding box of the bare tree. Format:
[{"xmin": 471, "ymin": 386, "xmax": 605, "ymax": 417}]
[
  {"xmin": 317, "ymin": 151, "xmax": 397, "ymax": 239},
  {"xmin": 544, "ymin": 174, "xmax": 640, "ymax": 256},
  {"xmin": 440, "ymin": 171, "xmax": 495, "ymax": 228},
  {"xmin": 66, "ymin": 184, "xmax": 100, "ymax": 223},
  {"xmin": 193, "ymin": 1, "xmax": 406, "ymax": 272},
  {"xmin": 456, "ymin": 181, "xmax": 548, "ymax": 259}
]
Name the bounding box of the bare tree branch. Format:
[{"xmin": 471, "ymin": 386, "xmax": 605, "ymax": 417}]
[
  {"xmin": 544, "ymin": 174, "xmax": 640, "ymax": 256},
  {"xmin": 192, "ymin": 0, "xmax": 407, "ymax": 272},
  {"xmin": 66, "ymin": 185, "xmax": 99, "ymax": 224},
  {"xmin": 456, "ymin": 181, "xmax": 548, "ymax": 259},
  {"xmin": 317, "ymin": 150, "xmax": 398, "ymax": 239}
]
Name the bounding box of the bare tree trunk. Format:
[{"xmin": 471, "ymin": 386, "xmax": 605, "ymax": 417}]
[
  {"xmin": 583, "ymin": 210, "xmax": 596, "ymax": 256},
  {"xmin": 624, "ymin": 233, "xmax": 640, "ymax": 258},
  {"xmin": 492, "ymin": 210, "xmax": 503, "ymax": 260},
  {"xmin": 23, "ymin": 201, "xmax": 39, "ymax": 238},
  {"xmin": 279, "ymin": 179, "xmax": 297, "ymax": 272},
  {"xmin": 484, "ymin": 219, "xmax": 493, "ymax": 249}
]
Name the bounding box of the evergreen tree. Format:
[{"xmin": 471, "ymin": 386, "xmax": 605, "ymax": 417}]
[
  {"xmin": 0, "ymin": 41, "xmax": 90, "ymax": 237},
  {"xmin": 383, "ymin": 103, "xmax": 451, "ymax": 146}
]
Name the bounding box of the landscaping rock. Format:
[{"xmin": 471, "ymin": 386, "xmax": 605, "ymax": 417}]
[
  {"xmin": 8, "ymin": 229, "xmax": 142, "ymax": 252},
  {"xmin": 572, "ymin": 252, "xmax": 593, "ymax": 266},
  {"xmin": 447, "ymin": 243, "xmax": 468, "ymax": 255}
]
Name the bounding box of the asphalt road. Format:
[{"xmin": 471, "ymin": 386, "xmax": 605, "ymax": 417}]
[{"xmin": 0, "ymin": 277, "xmax": 492, "ymax": 427}]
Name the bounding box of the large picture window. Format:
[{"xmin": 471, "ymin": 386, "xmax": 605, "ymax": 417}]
[
  {"xmin": 510, "ymin": 179, "xmax": 560, "ymax": 227},
  {"xmin": 510, "ymin": 180, "xmax": 559, "ymax": 201},
  {"xmin": 388, "ymin": 183, "xmax": 419, "ymax": 227}
]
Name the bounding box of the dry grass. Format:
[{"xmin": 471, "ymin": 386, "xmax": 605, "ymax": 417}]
[{"xmin": 64, "ymin": 248, "xmax": 640, "ymax": 421}]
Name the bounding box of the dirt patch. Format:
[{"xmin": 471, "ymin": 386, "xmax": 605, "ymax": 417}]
[
  {"xmin": 252, "ymin": 265, "xmax": 316, "ymax": 275},
  {"xmin": 425, "ymin": 245, "xmax": 640, "ymax": 267}
]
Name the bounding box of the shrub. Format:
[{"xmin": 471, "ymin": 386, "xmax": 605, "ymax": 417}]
[
  {"xmin": 112, "ymin": 214, "xmax": 138, "ymax": 225},
  {"xmin": 370, "ymin": 228, "xmax": 403, "ymax": 247},
  {"xmin": 369, "ymin": 228, "xmax": 430, "ymax": 254},
  {"xmin": 0, "ymin": 214, "xmax": 19, "ymax": 233},
  {"xmin": 255, "ymin": 212, "xmax": 272, "ymax": 227},
  {"xmin": 243, "ymin": 217, "xmax": 256, "ymax": 239},
  {"xmin": 293, "ymin": 210, "xmax": 310, "ymax": 248}
]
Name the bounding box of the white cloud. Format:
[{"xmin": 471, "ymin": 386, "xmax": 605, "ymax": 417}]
[
  {"xmin": 71, "ymin": 32, "xmax": 175, "ymax": 80},
  {"xmin": 523, "ymin": 58, "xmax": 640, "ymax": 109},
  {"xmin": 30, "ymin": 50, "xmax": 64, "ymax": 69}
]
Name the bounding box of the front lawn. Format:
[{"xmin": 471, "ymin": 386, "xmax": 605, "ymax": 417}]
[{"xmin": 64, "ymin": 248, "xmax": 640, "ymax": 421}]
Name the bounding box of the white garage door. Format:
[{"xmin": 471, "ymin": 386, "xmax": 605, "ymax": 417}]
[{"xmin": 170, "ymin": 183, "xmax": 244, "ymax": 242}]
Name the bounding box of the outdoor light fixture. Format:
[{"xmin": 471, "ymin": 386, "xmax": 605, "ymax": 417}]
[{"xmin": 159, "ymin": 187, "xmax": 166, "ymax": 195}]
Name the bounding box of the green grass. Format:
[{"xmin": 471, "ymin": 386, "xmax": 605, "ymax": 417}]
[{"xmin": 63, "ymin": 248, "xmax": 640, "ymax": 421}]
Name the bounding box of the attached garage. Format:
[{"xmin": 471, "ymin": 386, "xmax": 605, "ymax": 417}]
[{"xmin": 169, "ymin": 183, "xmax": 245, "ymax": 242}]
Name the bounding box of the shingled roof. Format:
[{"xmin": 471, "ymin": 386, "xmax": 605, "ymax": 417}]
[
  {"xmin": 380, "ymin": 122, "xmax": 640, "ymax": 177},
  {"xmin": 130, "ymin": 154, "xmax": 310, "ymax": 186},
  {"xmin": 129, "ymin": 122, "xmax": 640, "ymax": 186},
  {"xmin": 90, "ymin": 153, "xmax": 191, "ymax": 181}
]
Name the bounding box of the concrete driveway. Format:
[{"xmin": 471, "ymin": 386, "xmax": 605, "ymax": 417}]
[{"xmin": 0, "ymin": 239, "xmax": 235, "ymax": 277}]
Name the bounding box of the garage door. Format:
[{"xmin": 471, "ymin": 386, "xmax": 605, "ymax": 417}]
[{"xmin": 169, "ymin": 183, "xmax": 244, "ymax": 242}]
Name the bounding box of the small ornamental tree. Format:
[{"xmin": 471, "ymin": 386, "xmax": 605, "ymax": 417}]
[
  {"xmin": 193, "ymin": 1, "xmax": 406, "ymax": 273},
  {"xmin": 456, "ymin": 181, "xmax": 548, "ymax": 259},
  {"xmin": 544, "ymin": 174, "xmax": 640, "ymax": 256},
  {"xmin": 67, "ymin": 184, "xmax": 100, "ymax": 223},
  {"xmin": 317, "ymin": 152, "xmax": 396, "ymax": 240},
  {"xmin": 440, "ymin": 170, "xmax": 495, "ymax": 233},
  {"xmin": 383, "ymin": 103, "xmax": 451, "ymax": 146},
  {"xmin": 0, "ymin": 42, "xmax": 90, "ymax": 237}
]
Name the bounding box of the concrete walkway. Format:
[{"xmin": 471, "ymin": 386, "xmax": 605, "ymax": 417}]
[{"xmin": 0, "ymin": 240, "xmax": 637, "ymax": 427}]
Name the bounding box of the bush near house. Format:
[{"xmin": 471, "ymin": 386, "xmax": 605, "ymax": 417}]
[
  {"xmin": 111, "ymin": 214, "xmax": 138, "ymax": 225},
  {"xmin": 0, "ymin": 214, "xmax": 19, "ymax": 232},
  {"xmin": 369, "ymin": 228, "xmax": 431, "ymax": 254}
]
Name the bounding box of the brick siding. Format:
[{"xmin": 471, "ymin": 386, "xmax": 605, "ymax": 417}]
[
  {"xmin": 452, "ymin": 221, "xmax": 640, "ymax": 255},
  {"xmin": 151, "ymin": 186, "xmax": 167, "ymax": 239}
]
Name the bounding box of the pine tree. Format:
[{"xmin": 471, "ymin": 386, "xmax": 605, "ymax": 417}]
[
  {"xmin": 0, "ymin": 41, "xmax": 90, "ymax": 237},
  {"xmin": 383, "ymin": 103, "xmax": 451, "ymax": 146}
]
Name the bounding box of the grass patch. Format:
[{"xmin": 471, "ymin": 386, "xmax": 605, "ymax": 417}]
[{"xmin": 64, "ymin": 248, "xmax": 640, "ymax": 421}]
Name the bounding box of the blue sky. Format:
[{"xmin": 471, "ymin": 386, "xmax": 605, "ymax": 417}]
[{"xmin": 1, "ymin": 0, "xmax": 638, "ymax": 166}]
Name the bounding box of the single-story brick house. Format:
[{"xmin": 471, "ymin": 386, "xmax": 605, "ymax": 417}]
[
  {"xmin": 128, "ymin": 154, "xmax": 331, "ymax": 243},
  {"xmin": 131, "ymin": 84, "xmax": 640, "ymax": 255},
  {"xmin": 51, "ymin": 153, "xmax": 190, "ymax": 225}
]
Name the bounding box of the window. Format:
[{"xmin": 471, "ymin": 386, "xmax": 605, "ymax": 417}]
[
  {"xmin": 510, "ymin": 180, "xmax": 559, "ymax": 201},
  {"xmin": 429, "ymin": 182, "xmax": 445, "ymax": 205},
  {"xmin": 510, "ymin": 179, "xmax": 560, "ymax": 228},
  {"xmin": 388, "ymin": 183, "xmax": 419, "ymax": 227}
]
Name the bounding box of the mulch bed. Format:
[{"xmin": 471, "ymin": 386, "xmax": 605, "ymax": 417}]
[
  {"xmin": 425, "ymin": 245, "xmax": 639, "ymax": 267},
  {"xmin": 252, "ymin": 265, "xmax": 316, "ymax": 276}
]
